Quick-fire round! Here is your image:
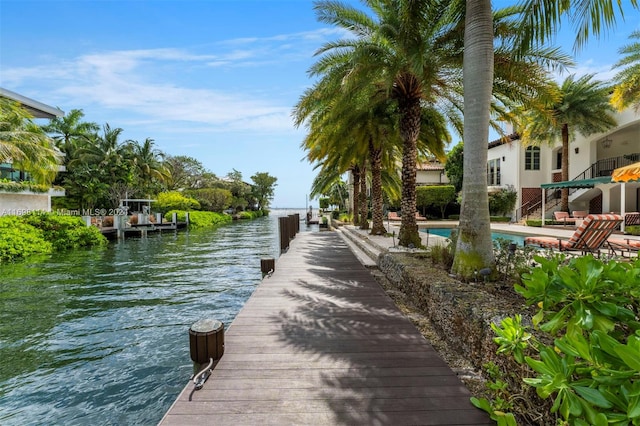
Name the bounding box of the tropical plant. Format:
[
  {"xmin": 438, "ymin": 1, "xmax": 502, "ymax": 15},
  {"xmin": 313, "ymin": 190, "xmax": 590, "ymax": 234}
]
[
  {"xmin": 488, "ymin": 185, "xmax": 518, "ymax": 217},
  {"xmin": 308, "ymin": 0, "xmax": 463, "ymax": 247},
  {"xmin": 515, "ymin": 74, "xmax": 616, "ymax": 212},
  {"xmin": 477, "ymin": 255, "xmax": 640, "ymax": 425},
  {"xmin": 611, "ymin": 30, "xmax": 640, "ymax": 112},
  {"xmin": 0, "ymin": 97, "xmax": 62, "ymax": 185},
  {"xmin": 40, "ymin": 108, "xmax": 99, "ymax": 157},
  {"xmin": 131, "ymin": 137, "xmax": 170, "ymax": 196}
]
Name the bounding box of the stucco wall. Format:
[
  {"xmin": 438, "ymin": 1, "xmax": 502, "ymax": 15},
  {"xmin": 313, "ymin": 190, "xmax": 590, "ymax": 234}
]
[{"xmin": 0, "ymin": 192, "xmax": 50, "ymax": 215}]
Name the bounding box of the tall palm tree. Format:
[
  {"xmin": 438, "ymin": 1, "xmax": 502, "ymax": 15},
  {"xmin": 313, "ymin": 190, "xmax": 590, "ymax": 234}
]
[
  {"xmin": 0, "ymin": 97, "xmax": 61, "ymax": 185},
  {"xmin": 72, "ymin": 124, "xmax": 134, "ymax": 183},
  {"xmin": 312, "ymin": 0, "xmax": 464, "ymax": 247},
  {"xmin": 131, "ymin": 137, "xmax": 170, "ymax": 196},
  {"xmin": 516, "ymin": 74, "xmax": 617, "ymax": 211},
  {"xmin": 40, "ymin": 109, "xmax": 98, "ymax": 158},
  {"xmin": 611, "ymin": 30, "xmax": 640, "ymax": 112},
  {"xmin": 453, "ymin": 0, "xmax": 635, "ymax": 279}
]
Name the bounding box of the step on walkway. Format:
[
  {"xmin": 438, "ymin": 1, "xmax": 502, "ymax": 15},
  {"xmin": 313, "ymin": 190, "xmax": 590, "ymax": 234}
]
[{"xmin": 160, "ymin": 231, "xmax": 491, "ymax": 425}]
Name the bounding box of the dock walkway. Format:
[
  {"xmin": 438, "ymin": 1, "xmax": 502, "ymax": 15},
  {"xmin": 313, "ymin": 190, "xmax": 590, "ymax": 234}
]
[{"xmin": 160, "ymin": 231, "xmax": 491, "ymax": 425}]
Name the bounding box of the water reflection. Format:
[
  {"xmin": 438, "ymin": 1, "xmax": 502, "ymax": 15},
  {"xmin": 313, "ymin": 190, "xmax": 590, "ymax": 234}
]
[{"xmin": 0, "ymin": 212, "xmax": 304, "ymax": 425}]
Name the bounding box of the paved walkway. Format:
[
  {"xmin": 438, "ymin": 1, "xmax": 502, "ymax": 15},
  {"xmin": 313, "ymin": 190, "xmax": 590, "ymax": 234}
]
[{"xmin": 160, "ymin": 231, "xmax": 491, "ymax": 425}]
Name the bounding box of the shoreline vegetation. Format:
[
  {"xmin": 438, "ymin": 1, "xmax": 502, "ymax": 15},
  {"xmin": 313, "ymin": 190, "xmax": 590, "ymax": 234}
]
[{"xmin": 0, "ymin": 209, "xmax": 268, "ymax": 264}]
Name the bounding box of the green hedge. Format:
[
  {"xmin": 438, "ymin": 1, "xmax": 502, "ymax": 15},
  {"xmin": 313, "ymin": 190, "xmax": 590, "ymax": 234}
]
[
  {"xmin": 0, "ymin": 212, "xmax": 107, "ymax": 263},
  {"xmin": 0, "ymin": 179, "xmax": 51, "ymax": 193},
  {"xmin": 626, "ymin": 225, "xmax": 640, "ymax": 236},
  {"xmin": 447, "ymin": 215, "xmax": 511, "ymax": 222},
  {"xmin": 165, "ymin": 210, "xmax": 232, "ymax": 229}
]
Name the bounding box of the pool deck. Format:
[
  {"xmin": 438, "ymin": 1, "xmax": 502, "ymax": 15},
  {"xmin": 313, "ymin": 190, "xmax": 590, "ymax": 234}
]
[{"xmin": 160, "ymin": 231, "xmax": 491, "ymax": 426}]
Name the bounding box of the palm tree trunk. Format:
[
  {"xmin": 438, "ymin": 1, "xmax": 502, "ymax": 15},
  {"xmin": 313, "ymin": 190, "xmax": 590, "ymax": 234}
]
[
  {"xmin": 359, "ymin": 161, "xmax": 369, "ymax": 230},
  {"xmin": 369, "ymin": 141, "xmax": 386, "ymax": 235},
  {"xmin": 452, "ymin": 0, "xmax": 495, "ymax": 280},
  {"xmin": 397, "ymin": 82, "xmax": 421, "ymax": 247},
  {"xmin": 561, "ymin": 123, "xmax": 570, "ymax": 211},
  {"xmin": 352, "ymin": 165, "xmax": 360, "ymax": 226}
]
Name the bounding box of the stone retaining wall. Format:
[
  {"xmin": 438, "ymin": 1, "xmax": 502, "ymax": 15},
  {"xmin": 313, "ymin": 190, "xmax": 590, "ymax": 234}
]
[{"xmin": 377, "ymin": 251, "xmax": 532, "ymax": 371}]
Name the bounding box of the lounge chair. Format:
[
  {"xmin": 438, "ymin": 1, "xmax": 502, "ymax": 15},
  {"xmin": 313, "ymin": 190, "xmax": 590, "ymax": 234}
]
[
  {"xmin": 553, "ymin": 211, "xmax": 577, "ymax": 226},
  {"xmin": 415, "ymin": 212, "xmax": 427, "ymax": 221},
  {"xmin": 624, "ymin": 212, "xmax": 640, "ymax": 227},
  {"xmin": 387, "ymin": 211, "xmax": 401, "ymax": 221},
  {"xmin": 572, "ymin": 210, "xmax": 589, "ymax": 219},
  {"xmin": 607, "ymin": 237, "xmax": 640, "ymax": 255},
  {"xmin": 525, "ymin": 214, "xmax": 623, "ymax": 255}
]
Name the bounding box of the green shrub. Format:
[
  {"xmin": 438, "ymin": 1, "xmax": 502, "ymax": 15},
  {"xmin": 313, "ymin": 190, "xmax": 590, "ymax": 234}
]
[
  {"xmin": 626, "ymin": 225, "xmax": 640, "ymax": 236},
  {"xmin": 339, "ymin": 213, "xmax": 352, "ymax": 223},
  {"xmin": 0, "ymin": 216, "xmax": 53, "ymax": 262},
  {"xmin": 20, "ymin": 212, "xmax": 107, "ymax": 250},
  {"xmin": 165, "ymin": 210, "xmax": 231, "ymax": 228},
  {"xmin": 475, "ymin": 255, "xmax": 640, "ymax": 425},
  {"xmin": 154, "ymin": 191, "xmax": 200, "ymax": 214},
  {"xmin": 490, "ymin": 216, "xmax": 511, "ymax": 222},
  {"xmin": 488, "ymin": 186, "xmax": 517, "ymax": 217},
  {"xmin": 186, "ymin": 188, "xmax": 233, "ymax": 212},
  {"xmin": 0, "ymin": 178, "xmax": 51, "ymax": 193}
]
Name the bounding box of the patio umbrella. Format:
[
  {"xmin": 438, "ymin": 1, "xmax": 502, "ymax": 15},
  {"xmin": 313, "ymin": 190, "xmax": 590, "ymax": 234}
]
[{"xmin": 612, "ymin": 161, "xmax": 640, "ymax": 182}]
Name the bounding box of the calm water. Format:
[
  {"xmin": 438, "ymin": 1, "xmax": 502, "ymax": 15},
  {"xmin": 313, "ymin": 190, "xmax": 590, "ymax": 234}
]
[
  {"xmin": 421, "ymin": 227, "xmax": 526, "ymax": 246},
  {"xmin": 0, "ymin": 211, "xmax": 309, "ymax": 425}
]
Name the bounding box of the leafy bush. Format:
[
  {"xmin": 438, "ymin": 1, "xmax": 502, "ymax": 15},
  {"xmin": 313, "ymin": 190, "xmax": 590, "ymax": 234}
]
[
  {"xmin": 626, "ymin": 225, "xmax": 640, "ymax": 236},
  {"xmin": 0, "ymin": 178, "xmax": 51, "ymax": 193},
  {"xmin": 186, "ymin": 188, "xmax": 233, "ymax": 212},
  {"xmin": 474, "ymin": 255, "xmax": 640, "ymax": 425},
  {"xmin": 20, "ymin": 212, "xmax": 107, "ymax": 250},
  {"xmin": 339, "ymin": 213, "xmax": 352, "ymax": 223},
  {"xmin": 488, "ymin": 185, "xmax": 517, "ymax": 217},
  {"xmin": 490, "ymin": 216, "xmax": 512, "ymax": 222},
  {"xmin": 0, "ymin": 216, "xmax": 52, "ymax": 262},
  {"xmin": 154, "ymin": 191, "xmax": 200, "ymax": 214},
  {"xmin": 164, "ymin": 210, "xmax": 231, "ymax": 228}
]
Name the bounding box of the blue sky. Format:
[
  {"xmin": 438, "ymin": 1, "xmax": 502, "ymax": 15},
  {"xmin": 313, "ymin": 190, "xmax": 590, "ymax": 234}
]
[{"xmin": 1, "ymin": 1, "xmax": 638, "ymax": 207}]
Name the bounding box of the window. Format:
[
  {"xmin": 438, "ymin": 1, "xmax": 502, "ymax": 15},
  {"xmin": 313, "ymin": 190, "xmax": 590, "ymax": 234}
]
[
  {"xmin": 487, "ymin": 158, "xmax": 501, "ymax": 186},
  {"xmin": 525, "ymin": 146, "xmax": 540, "ymax": 170}
]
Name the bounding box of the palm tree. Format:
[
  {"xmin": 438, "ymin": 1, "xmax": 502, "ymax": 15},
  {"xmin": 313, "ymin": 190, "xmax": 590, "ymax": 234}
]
[
  {"xmin": 0, "ymin": 97, "xmax": 62, "ymax": 185},
  {"xmin": 72, "ymin": 124, "xmax": 134, "ymax": 183},
  {"xmin": 40, "ymin": 109, "xmax": 98, "ymax": 157},
  {"xmin": 516, "ymin": 74, "xmax": 617, "ymax": 211},
  {"xmin": 611, "ymin": 30, "xmax": 640, "ymax": 112},
  {"xmin": 131, "ymin": 137, "xmax": 170, "ymax": 196},
  {"xmin": 453, "ymin": 0, "xmax": 636, "ymax": 279},
  {"xmin": 311, "ymin": 0, "xmax": 465, "ymax": 247}
]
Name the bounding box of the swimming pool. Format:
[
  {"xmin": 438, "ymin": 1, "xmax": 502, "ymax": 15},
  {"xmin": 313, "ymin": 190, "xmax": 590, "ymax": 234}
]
[{"xmin": 420, "ymin": 227, "xmax": 526, "ymax": 246}]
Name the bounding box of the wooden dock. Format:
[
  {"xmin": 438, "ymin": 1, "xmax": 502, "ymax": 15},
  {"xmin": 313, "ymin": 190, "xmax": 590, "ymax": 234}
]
[{"xmin": 160, "ymin": 231, "xmax": 491, "ymax": 425}]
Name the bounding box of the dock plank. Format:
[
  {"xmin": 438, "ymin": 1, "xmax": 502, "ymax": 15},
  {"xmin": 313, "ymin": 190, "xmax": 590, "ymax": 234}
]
[{"xmin": 160, "ymin": 231, "xmax": 491, "ymax": 425}]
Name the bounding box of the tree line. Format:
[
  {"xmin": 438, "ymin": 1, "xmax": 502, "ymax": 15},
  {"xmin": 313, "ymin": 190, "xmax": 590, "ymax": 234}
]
[{"xmin": 0, "ymin": 102, "xmax": 277, "ymax": 214}]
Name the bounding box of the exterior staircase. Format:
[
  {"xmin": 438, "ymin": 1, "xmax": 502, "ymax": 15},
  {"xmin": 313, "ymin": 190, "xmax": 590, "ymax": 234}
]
[{"xmin": 515, "ymin": 153, "xmax": 640, "ymax": 222}]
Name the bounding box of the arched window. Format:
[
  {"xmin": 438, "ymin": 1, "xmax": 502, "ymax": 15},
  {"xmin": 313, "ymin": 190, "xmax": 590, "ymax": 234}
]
[{"xmin": 525, "ymin": 146, "xmax": 540, "ymax": 170}]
